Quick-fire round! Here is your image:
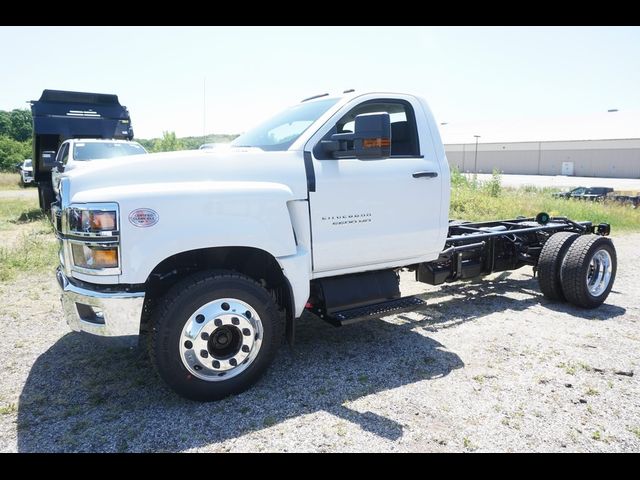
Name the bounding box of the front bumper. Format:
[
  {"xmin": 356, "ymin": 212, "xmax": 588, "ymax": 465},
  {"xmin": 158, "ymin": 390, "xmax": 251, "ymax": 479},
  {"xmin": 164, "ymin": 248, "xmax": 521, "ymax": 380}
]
[{"xmin": 56, "ymin": 267, "xmax": 145, "ymax": 345}]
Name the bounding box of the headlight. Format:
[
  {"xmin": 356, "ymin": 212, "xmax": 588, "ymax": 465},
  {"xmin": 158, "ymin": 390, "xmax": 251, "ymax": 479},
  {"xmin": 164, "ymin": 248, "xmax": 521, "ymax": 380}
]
[
  {"xmin": 62, "ymin": 202, "xmax": 121, "ymax": 275},
  {"xmin": 71, "ymin": 244, "xmax": 119, "ymax": 269},
  {"xmin": 68, "ymin": 208, "xmax": 117, "ymax": 234}
]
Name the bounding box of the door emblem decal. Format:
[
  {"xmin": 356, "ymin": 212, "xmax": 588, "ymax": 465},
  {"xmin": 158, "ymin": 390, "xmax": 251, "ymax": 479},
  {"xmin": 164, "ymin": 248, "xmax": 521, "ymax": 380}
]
[{"xmin": 129, "ymin": 208, "xmax": 159, "ymax": 227}]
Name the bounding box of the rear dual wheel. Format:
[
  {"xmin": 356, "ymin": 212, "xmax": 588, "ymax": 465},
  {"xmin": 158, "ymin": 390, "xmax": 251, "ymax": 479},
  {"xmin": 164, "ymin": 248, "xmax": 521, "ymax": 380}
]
[
  {"xmin": 538, "ymin": 233, "xmax": 616, "ymax": 309},
  {"xmin": 537, "ymin": 231, "xmax": 579, "ymax": 301},
  {"xmin": 561, "ymin": 235, "xmax": 616, "ymax": 309}
]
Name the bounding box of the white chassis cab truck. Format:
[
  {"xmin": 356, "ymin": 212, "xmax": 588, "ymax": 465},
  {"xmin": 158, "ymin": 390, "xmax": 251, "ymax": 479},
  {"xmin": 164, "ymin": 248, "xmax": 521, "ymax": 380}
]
[{"xmin": 52, "ymin": 91, "xmax": 617, "ymax": 401}]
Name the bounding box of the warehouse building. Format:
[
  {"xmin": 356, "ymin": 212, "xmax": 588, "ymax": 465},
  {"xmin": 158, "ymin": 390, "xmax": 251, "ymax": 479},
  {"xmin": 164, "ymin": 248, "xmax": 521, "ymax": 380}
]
[
  {"xmin": 445, "ymin": 138, "xmax": 640, "ymax": 178},
  {"xmin": 441, "ymin": 110, "xmax": 640, "ymax": 179}
]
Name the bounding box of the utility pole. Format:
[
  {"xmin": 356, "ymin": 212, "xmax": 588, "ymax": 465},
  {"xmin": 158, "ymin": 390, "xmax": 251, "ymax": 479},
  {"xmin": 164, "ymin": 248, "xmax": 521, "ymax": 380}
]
[
  {"xmin": 203, "ymin": 77, "xmax": 207, "ymax": 146},
  {"xmin": 473, "ymin": 135, "xmax": 481, "ymax": 173}
]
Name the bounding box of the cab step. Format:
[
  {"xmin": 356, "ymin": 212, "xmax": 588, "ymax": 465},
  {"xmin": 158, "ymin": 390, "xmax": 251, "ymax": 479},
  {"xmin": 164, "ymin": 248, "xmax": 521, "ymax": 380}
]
[{"xmin": 310, "ymin": 296, "xmax": 427, "ymax": 327}]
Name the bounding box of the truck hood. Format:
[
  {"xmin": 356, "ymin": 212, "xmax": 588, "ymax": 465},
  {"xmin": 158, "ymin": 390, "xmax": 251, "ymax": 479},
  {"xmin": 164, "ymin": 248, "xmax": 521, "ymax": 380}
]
[{"xmin": 64, "ymin": 148, "xmax": 308, "ymax": 203}]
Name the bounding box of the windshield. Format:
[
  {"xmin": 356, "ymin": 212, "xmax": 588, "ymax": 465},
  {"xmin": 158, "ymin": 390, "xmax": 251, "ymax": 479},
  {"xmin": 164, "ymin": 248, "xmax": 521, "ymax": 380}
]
[
  {"xmin": 73, "ymin": 142, "xmax": 147, "ymax": 161},
  {"xmin": 231, "ymin": 98, "xmax": 339, "ymax": 151},
  {"xmin": 24, "ymin": 159, "xmax": 32, "ymax": 168}
]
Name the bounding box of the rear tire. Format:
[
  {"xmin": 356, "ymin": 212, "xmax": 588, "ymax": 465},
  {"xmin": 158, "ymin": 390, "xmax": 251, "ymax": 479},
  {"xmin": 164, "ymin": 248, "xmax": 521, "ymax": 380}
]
[
  {"xmin": 37, "ymin": 183, "xmax": 54, "ymax": 213},
  {"xmin": 561, "ymin": 235, "xmax": 617, "ymax": 309},
  {"xmin": 149, "ymin": 271, "xmax": 283, "ymax": 401},
  {"xmin": 537, "ymin": 231, "xmax": 579, "ymax": 301}
]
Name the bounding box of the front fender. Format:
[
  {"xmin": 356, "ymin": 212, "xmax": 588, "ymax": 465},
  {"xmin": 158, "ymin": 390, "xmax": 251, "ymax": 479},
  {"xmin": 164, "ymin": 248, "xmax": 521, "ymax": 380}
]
[{"xmin": 72, "ymin": 181, "xmax": 298, "ymax": 284}]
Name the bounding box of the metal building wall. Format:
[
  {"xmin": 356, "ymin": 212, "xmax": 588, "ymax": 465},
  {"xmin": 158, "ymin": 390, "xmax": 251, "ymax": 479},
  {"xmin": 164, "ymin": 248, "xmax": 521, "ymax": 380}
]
[{"xmin": 445, "ymin": 138, "xmax": 640, "ymax": 178}]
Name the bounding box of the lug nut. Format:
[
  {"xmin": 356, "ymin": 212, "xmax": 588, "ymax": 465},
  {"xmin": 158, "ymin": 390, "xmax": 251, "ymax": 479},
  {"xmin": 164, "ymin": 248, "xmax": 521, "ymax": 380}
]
[
  {"xmin": 242, "ymin": 345, "xmax": 250, "ymax": 353},
  {"xmin": 229, "ymin": 358, "xmax": 237, "ymax": 366},
  {"xmin": 242, "ymin": 328, "xmax": 251, "ymax": 336},
  {"xmin": 195, "ymin": 314, "xmax": 205, "ymax": 323},
  {"xmin": 200, "ymin": 350, "xmax": 209, "ymax": 358},
  {"xmin": 201, "ymin": 332, "xmax": 209, "ymax": 340},
  {"xmin": 231, "ymin": 317, "xmax": 239, "ymax": 325},
  {"xmin": 214, "ymin": 318, "xmax": 222, "ymax": 327},
  {"xmin": 212, "ymin": 361, "xmax": 220, "ymax": 369}
]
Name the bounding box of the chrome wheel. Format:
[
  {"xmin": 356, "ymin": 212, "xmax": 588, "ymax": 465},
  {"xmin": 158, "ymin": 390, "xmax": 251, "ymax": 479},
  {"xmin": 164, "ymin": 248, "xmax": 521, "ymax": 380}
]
[
  {"xmin": 179, "ymin": 298, "xmax": 263, "ymax": 381},
  {"xmin": 586, "ymin": 249, "xmax": 612, "ymax": 297}
]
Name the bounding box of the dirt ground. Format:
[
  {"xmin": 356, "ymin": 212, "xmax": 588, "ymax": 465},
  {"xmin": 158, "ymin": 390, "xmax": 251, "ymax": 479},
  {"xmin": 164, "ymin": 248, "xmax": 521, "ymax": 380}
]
[
  {"xmin": 0, "ymin": 233, "xmax": 638, "ymax": 452},
  {"xmin": 0, "ymin": 189, "xmax": 37, "ymax": 200}
]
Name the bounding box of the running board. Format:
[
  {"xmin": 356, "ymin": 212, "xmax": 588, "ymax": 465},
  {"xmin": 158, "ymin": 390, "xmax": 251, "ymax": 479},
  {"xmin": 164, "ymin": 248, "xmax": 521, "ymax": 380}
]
[{"xmin": 309, "ymin": 296, "xmax": 427, "ymax": 327}]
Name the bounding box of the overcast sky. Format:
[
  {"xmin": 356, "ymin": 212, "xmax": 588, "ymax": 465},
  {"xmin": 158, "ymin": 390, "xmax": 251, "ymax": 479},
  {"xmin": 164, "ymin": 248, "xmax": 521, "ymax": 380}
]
[{"xmin": 1, "ymin": 26, "xmax": 639, "ymax": 142}]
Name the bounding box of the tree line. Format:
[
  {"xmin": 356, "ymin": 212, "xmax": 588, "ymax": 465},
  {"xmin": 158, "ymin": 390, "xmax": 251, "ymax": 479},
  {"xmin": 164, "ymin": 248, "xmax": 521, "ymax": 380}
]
[
  {"xmin": 0, "ymin": 107, "xmax": 239, "ymax": 172},
  {"xmin": 137, "ymin": 132, "xmax": 238, "ymax": 153},
  {"xmin": 0, "ymin": 109, "xmax": 33, "ymax": 171}
]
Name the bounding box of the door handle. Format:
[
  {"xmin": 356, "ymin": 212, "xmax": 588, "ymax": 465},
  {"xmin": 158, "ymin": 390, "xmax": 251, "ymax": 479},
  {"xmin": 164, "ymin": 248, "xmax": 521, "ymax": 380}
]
[{"xmin": 412, "ymin": 171, "xmax": 438, "ymax": 178}]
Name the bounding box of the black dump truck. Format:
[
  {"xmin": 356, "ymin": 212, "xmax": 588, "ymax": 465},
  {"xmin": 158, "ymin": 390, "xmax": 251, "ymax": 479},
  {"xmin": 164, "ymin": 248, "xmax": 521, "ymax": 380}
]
[{"xmin": 30, "ymin": 89, "xmax": 135, "ymax": 212}]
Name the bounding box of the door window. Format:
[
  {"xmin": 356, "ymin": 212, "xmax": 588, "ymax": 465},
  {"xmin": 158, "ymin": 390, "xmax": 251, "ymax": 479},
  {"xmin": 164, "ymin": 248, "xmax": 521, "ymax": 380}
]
[
  {"xmin": 316, "ymin": 100, "xmax": 420, "ymax": 159},
  {"xmin": 56, "ymin": 143, "xmax": 70, "ymax": 165}
]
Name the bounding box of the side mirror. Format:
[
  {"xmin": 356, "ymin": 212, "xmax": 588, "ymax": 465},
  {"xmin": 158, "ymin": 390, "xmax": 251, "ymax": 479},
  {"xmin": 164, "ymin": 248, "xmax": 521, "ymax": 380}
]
[
  {"xmin": 41, "ymin": 150, "xmax": 57, "ymax": 169},
  {"xmin": 324, "ymin": 112, "xmax": 391, "ymax": 159}
]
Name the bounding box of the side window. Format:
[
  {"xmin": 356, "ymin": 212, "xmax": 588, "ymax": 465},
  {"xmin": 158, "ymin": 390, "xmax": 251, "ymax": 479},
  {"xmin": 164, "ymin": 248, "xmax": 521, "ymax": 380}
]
[
  {"xmin": 56, "ymin": 143, "xmax": 70, "ymax": 165},
  {"xmin": 321, "ymin": 100, "xmax": 420, "ymax": 158}
]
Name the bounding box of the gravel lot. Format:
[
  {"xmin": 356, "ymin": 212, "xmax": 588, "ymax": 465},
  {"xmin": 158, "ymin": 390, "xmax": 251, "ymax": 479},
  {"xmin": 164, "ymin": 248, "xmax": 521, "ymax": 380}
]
[{"xmin": 0, "ymin": 234, "xmax": 639, "ymax": 452}]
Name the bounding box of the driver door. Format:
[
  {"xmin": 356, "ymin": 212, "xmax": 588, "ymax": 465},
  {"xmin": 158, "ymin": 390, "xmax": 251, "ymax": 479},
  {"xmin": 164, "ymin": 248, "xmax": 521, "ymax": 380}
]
[{"xmin": 307, "ymin": 97, "xmax": 443, "ymax": 274}]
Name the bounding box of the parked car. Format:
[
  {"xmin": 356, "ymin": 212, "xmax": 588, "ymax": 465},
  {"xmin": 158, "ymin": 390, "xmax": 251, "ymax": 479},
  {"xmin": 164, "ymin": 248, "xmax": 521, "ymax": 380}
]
[
  {"xmin": 51, "ymin": 139, "xmax": 147, "ymax": 196},
  {"xmin": 552, "ymin": 186, "xmax": 587, "ymax": 199},
  {"xmin": 608, "ymin": 192, "xmax": 640, "ymax": 208},
  {"xmin": 581, "ymin": 187, "xmax": 614, "ymax": 201},
  {"xmin": 18, "ymin": 159, "xmax": 34, "ymax": 187},
  {"xmin": 552, "ymin": 186, "xmax": 613, "ymax": 201}
]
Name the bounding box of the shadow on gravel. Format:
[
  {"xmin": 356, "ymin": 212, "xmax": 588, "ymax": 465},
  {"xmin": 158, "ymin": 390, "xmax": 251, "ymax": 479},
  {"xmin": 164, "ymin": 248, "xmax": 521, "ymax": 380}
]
[
  {"xmin": 401, "ymin": 272, "xmax": 626, "ymax": 330},
  {"xmin": 17, "ymin": 271, "xmax": 623, "ymax": 451},
  {"xmin": 17, "ymin": 314, "xmax": 464, "ymax": 452}
]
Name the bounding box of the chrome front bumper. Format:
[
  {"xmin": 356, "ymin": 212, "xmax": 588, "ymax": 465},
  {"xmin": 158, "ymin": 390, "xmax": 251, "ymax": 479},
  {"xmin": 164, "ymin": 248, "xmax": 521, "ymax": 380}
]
[{"xmin": 56, "ymin": 267, "xmax": 145, "ymax": 345}]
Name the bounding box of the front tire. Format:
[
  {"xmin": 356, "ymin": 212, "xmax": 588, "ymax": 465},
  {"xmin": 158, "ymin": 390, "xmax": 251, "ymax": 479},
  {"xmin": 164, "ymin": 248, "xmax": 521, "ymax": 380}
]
[
  {"xmin": 561, "ymin": 235, "xmax": 617, "ymax": 309},
  {"xmin": 150, "ymin": 271, "xmax": 283, "ymax": 401}
]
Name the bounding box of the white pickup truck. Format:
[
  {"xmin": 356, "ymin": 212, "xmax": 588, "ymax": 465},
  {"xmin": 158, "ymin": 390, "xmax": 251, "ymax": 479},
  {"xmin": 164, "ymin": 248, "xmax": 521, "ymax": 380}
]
[
  {"xmin": 51, "ymin": 138, "xmax": 147, "ymax": 196},
  {"xmin": 52, "ymin": 91, "xmax": 617, "ymax": 401}
]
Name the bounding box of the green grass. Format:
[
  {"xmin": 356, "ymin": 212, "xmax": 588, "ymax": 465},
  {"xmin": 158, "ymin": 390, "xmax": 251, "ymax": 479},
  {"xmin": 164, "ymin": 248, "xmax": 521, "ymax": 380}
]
[
  {"xmin": 557, "ymin": 361, "xmax": 577, "ymax": 375},
  {"xmin": 0, "ymin": 403, "xmax": 17, "ymax": 415},
  {"xmin": 462, "ymin": 436, "xmax": 477, "ymax": 450},
  {"xmin": 450, "ymin": 168, "xmax": 640, "ymax": 232},
  {"xmin": 0, "ymin": 172, "xmax": 21, "ymax": 190},
  {"xmin": 0, "ymin": 196, "xmax": 57, "ymax": 282},
  {"xmin": 0, "ymin": 197, "xmax": 45, "ymax": 230}
]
